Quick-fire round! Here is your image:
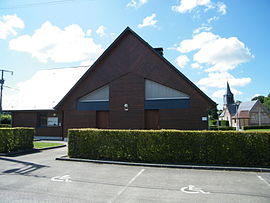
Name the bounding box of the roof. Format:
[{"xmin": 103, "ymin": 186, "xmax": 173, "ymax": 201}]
[
  {"xmin": 225, "ymin": 82, "xmax": 233, "ymax": 96},
  {"xmin": 237, "ymin": 100, "xmax": 257, "ymax": 111},
  {"xmin": 55, "ymin": 27, "xmax": 216, "ymax": 109},
  {"xmin": 227, "ymin": 104, "xmax": 238, "ymax": 116},
  {"xmin": 4, "ymin": 66, "xmax": 88, "ymax": 111}
]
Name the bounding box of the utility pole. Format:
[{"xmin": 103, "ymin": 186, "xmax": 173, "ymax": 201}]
[{"xmin": 0, "ymin": 69, "xmax": 13, "ymax": 124}]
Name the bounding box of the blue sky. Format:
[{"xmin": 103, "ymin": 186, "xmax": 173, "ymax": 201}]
[{"xmin": 0, "ymin": 0, "xmax": 269, "ymax": 109}]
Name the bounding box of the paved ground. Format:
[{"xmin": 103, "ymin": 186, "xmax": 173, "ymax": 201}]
[{"xmin": 0, "ymin": 146, "xmax": 270, "ymax": 203}]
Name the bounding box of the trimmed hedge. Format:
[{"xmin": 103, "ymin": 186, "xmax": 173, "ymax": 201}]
[
  {"xmin": 243, "ymin": 125, "xmax": 270, "ymax": 130},
  {"xmin": 0, "ymin": 128, "xmax": 34, "ymax": 153},
  {"xmin": 68, "ymin": 129, "xmax": 270, "ymax": 167},
  {"xmin": 0, "ymin": 124, "xmax": 11, "ymax": 128}
]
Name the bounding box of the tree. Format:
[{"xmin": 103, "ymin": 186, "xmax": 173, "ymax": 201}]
[
  {"xmin": 252, "ymin": 95, "xmax": 265, "ymax": 103},
  {"xmin": 208, "ymin": 107, "xmax": 218, "ymax": 120},
  {"xmin": 264, "ymin": 94, "xmax": 270, "ymax": 111}
]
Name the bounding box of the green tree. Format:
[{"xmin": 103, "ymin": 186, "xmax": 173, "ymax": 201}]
[
  {"xmin": 252, "ymin": 95, "xmax": 265, "ymax": 103},
  {"xmin": 263, "ymin": 94, "xmax": 270, "ymax": 111}
]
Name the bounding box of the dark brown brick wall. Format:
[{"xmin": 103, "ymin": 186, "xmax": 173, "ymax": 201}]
[
  {"xmin": 55, "ymin": 30, "xmax": 215, "ymax": 136},
  {"xmin": 12, "ymin": 111, "xmax": 63, "ymax": 138}
]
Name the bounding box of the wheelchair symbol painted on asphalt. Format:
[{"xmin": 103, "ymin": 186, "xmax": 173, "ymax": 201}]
[
  {"xmin": 181, "ymin": 185, "xmax": 210, "ymax": 194},
  {"xmin": 51, "ymin": 175, "xmax": 71, "ymax": 182}
]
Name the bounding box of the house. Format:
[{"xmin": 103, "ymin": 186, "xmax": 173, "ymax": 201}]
[
  {"xmin": 220, "ymin": 82, "xmax": 270, "ymax": 128},
  {"xmin": 9, "ymin": 27, "xmax": 216, "ymax": 139}
]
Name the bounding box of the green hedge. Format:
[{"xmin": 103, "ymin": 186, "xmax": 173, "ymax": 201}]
[
  {"xmin": 0, "ymin": 124, "xmax": 11, "ymax": 128},
  {"xmin": 0, "ymin": 128, "xmax": 34, "ymax": 153},
  {"xmin": 68, "ymin": 129, "xmax": 270, "ymax": 167},
  {"xmin": 243, "ymin": 125, "xmax": 270, "ymax": 130}
]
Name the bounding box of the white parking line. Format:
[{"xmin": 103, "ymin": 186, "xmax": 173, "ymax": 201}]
[
  {"xmin": 108, "ymin": 169, "xmax": 145, "ymax": 203},
  {"xmin": 257, "ymin": 175, "xmax": 270, "ymax": 187}
]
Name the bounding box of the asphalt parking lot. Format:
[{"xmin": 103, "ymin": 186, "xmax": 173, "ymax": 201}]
[{"xmin": 0, "ymin": 146, "xmax": 270, "ymax": 203}]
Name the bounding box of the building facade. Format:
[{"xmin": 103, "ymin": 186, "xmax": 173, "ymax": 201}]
[
  {"xmin": 220, "ymin": 83, "xmax": 270, "ymax": 128},
  {"xmin": 10, "ymin": 27, "xmax": 216, "ymax": 139}
]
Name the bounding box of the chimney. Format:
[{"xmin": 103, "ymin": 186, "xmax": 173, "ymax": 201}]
[{"xmin": 154, "ymin": 47, "xmax": 163, "ymax": 56}]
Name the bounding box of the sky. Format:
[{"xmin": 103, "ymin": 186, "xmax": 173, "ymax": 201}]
[{"xmin": 0, "ymin": 0, "xmax": 269, "ymax": 110}]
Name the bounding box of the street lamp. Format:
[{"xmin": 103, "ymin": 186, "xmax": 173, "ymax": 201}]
[{"xmin": 235, "ymin": 101, "xmax": 241, "ymax": 131}]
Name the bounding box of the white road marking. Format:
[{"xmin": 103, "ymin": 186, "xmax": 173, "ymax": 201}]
[
  {"xmin": 108, "ymin": 169, "xmax": 145, "ymax": 203},
  {"xmin": 257, "ymin": 175, "xmax": 270, "ymax": 187},
  {"xmin": 181, "ymin": 185, "xmax": 210, "ymax": 194},
  {"xmin": 51, "ymin": 175, "xmax": 71, "ymax": 182}
]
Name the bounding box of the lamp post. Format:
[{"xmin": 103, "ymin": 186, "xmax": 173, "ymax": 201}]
[{"xmin": 235, "ymin": 101, "xmax": 241, "ymax": 131}]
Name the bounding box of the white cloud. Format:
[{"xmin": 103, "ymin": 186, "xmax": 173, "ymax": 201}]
[
  {"xmin": 217, "ymin": 2, "xmax": 227, "ymax": 15},
  {"xmin": 9, "ymin": 21, "xmax": 103, "ymax": 63},
  {"xmin": 3, "ymin": 67, "xmax": 88, "ymax": 110},
  {"xmin": 207, "ymin": 16, "xmax": 219, "ymax": 24},
  {"xmin": 0, "ymin": 14, "xmax": 24, "ymax": 39},
  {"xmin": 86, "ymin": 29, "xmax": 92, "ymax": 36},
  {"xmin": 80, "ymin": 59, "xmax": 94, "ymax": 66},
  {"xmin": 193, "ymin": 26, "xmax": 212, "ymax": 34},
  {"xmin": 172, "ymin": 0, "xmax": 211, "ymax": 13},
  {"xmin": 191, "ymin": 62, "xmax": 202, "ymax": 69},
  {"xmin": 176, "ymin": 55, "xmax": 189, "ymax": 68},
  {"xmin": 172, "ymin": 0, "xmax": 226, "ymax": 15},
  {"xmin": 212, "ymin": 88, "xmax": 242, "ymax": 99},
  {"xmin": 127, "ymin": 0, "xmax": 148, "ymax": 8},
  {"xmin": 138, "ymin": 13, "xmax": 157, "ymax": 28},
  {"xmin": 197, "ymin": 72, "xmax": 251, "ymax": 88},
  {"xmin": 177, "ymin": 32, "xmax": 254, "ymax": 72},
  {"xmin": 96, "ymin": 25, "xmax": 106, "ymax": 37}
]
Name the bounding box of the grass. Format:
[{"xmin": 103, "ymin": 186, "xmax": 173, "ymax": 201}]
[
  {"xmin": 244, "ymin": 129, "xmax": 270, "ymax": 132},
  {"xmin": 33, "ymin": 142, "xmax": 64, "ymax": 149}
]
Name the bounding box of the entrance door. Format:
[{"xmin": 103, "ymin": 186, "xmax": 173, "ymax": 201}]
[
  {"xmin": 96, "ymin": 111, "xmax": 109, "ymax": 129},
  {"xmin": 145, "ymin": 110, "xmax": 160, "ymax": 129}
]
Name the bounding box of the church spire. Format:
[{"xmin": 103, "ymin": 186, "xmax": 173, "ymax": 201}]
[{"xmin": 224, "ymin": 82, "xmax": 235, "ymax": 105}]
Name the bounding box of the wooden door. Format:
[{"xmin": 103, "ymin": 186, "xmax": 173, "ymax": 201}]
[
  {"xmin": 145, "ymin": 110, "xmax": 160, "ymax": 129},
  {"xmin": 96, "ymin": 111, "xmax": 109, "ymax": 129}
]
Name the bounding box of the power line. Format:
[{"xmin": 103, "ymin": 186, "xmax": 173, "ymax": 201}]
[{"xmin": 0, "ymin": 0, "xmax": 94, "ymax": 10}]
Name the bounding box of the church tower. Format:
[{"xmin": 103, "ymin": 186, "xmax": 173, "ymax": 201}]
[{"xmin": 223, "ymin": 82, "xmax": 235, "ymax": 105}]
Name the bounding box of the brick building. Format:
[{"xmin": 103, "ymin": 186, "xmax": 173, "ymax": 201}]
[{"xmin": 10, "ymin": 27, "xmax": 216, "ymax": 139}]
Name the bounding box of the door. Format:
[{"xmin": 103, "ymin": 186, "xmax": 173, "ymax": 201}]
[
  {"xmin": 96, "ymin": 111, "xmax": 109, "ymax": 129},
  {"xmin": 145, "ymin": 110, "xmax": 160, "ymax": 129}
]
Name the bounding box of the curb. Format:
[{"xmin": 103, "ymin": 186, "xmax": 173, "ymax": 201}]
[
  {"xmin": 37, "ymin": 144, "xmax": 66, "ymax": 151},
  {"xmin": 56, "ymin": 156, "xmax": 270, "ymax": 173},
  {"xmin": 0, "ymin": 149, "xmax": 40, "ymax": 157},
  {"xmin": 0, "ymin": 145, "xmax": 66, "ymax": 157}
]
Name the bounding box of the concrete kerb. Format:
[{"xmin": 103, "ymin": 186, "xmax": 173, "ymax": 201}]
[
  {"xmin": 0, "ymin": 144, "xmax": 66, "ymax": 157},
  {"xmin": 56, "ymin": 156, "xmax": 270, "ymax": 173}
]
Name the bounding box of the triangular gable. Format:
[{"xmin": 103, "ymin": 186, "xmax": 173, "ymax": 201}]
[
  {"xmin": 145, "ymin": 79, "xmax": 189, "ymax": 100},
  {"xmin": 55, "ymin": 27, "xmax": 216, "ymax": 110},
  {"xmin": 79, "ymin": 85, "xmax": 109, "ymax": 102}
]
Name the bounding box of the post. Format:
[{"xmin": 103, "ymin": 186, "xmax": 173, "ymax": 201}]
[{"xmin": 0, "ymin": 69, "xmax": 13, "ymax": 124}]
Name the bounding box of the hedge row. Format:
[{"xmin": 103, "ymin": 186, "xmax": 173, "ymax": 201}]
[
  {"xmin": 243, "ymin": 125, "xmax": 270, "ymax": 130},
  {"xmin": 0, "ymin": 124, "xmax": 11, "ymax": 128},
  {"xmin": 68, "ymin": 129, "xmax": 270, "ymax": 167},
  {"xmin": 0, "ymin": 128, "xmax": 34, "ymax": 153}
]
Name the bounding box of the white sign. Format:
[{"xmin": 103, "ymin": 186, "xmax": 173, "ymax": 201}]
[
  {"xmin": 51, "ymin": 175, "xmax": 71, "ymax": 182},
  {"xmin": 181, "ymin": 185, "xmax": 210, "ymax": 194},
  {"xmin": 202, "ymin": 117, "xmax": 208, "ymax": 121},
  {"xmin": 47, "ymin": 117, "xmax": 58, "ymax": 126}
]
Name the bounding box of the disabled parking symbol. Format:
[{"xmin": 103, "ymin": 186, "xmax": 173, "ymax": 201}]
[{"xmin": 181, "ymin": 185, "xmax": 210, "ymax": 194}]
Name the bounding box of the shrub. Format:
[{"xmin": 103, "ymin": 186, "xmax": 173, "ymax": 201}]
[
  {"xmin": 243, "ymin": 125, "xmax": 270, "ymax": 130},
  {"xmin": 0, "ymin": 128, "xmax": 34, "ymax": 153},
  {"xmin": 68, "ymin": 129, "xmax": 270, "ymax": 167},
  {"xmin": 0, "ymin": 124, "xmax": 11, "ymax": 128}
]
